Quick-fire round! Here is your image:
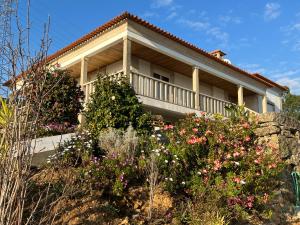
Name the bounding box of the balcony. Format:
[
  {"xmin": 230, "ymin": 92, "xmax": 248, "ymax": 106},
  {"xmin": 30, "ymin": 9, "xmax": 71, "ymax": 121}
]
[{"xmin": 82, "ymin": 71, "xmax": 252, "ymax": 117}]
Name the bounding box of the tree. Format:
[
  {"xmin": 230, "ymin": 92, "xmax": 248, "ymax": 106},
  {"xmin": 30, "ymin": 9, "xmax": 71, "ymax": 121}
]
[
  {"xmin": 84, "ymin": 74, "xmax": 152, "ymax": 137},
  {"xmin": 283, "ymin": 90, "xmax": 300, "ymax": 120},
  {"xmin": 37, "ymin": 67, "xmax": 84, "ymax": 127}
]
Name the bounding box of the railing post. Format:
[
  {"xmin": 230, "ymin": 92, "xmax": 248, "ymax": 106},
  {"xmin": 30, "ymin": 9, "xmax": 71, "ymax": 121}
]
[
  {"xmin": 192, "ymin": 67, "xmax": 200, "ymax": 110},
  {"xmin": 123, "ymin": 37, "xmax": 132, "ymax": 81},
  {"xmin": 237, "ymin": 85, "xmax": 244, "ymax": 106},
  {"xmin": 79, "ymin": 57, "xmax": 88, "ymax": 124}
]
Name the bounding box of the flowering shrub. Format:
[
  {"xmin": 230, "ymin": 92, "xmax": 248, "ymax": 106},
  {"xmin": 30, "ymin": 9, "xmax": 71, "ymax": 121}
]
[
  {"xmin": 48, "ymin": 130, "xmax": 101, "ymax": 167},
  {"xmin": 31, "ymin": 66, "xmax": 84, "ymax": 136},
  {"xmin": 151, "ymin": 110, "xmax": 283, "ymax": 221},
  {"xmin": 84, "ymin": 74, "xmax": 152, "ymax": 137}
]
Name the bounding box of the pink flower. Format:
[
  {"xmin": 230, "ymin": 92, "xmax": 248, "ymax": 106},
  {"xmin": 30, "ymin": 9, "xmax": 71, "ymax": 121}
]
[
  {"xmin": 242, "ymin": 122, "xmax": 250, "ymax": 129},
  {"xmin": 268, "ymin": 163, "xmax": 277, "ymax": 169},
  {"xmin": 233, "ymin": 152, "xmax": 240, "ymax": 158},
  {"xmin": 254, "ymin": 159, "xmax": 260, "ymax": 164},
  {"xmin": 205, "ymin": 130, "xmax": 213, "ymax": 136},
  {"xmin": 192, "ymin": 128, "xmax": 198, "ymax": 133},
  {"xmin": 226, "ymin": 153, "xmax": 231, "ymax": 159},
  {"xmin": 263, "ymin": 193, "xmax": 269, "ymax": 203},
  {"xmin": 213, "ymin": 160, "xmax": 222, "ymax": 171},
  {"xmin": 194, "ymin": 118, "xmax": 200, "ymax": 123},
  {"xmin": 187, "ymin": 136, "xmax": 207, "ymax": 145},
  {"xmin": 164, "ymin": 124, "xmax": 174, "ymax": 130},
  {"xmin": 233, "ymin": 177, "xmax": 241, "ymax": 183},
  {"xmin": 179, "ymin": 129, "xmax": 186, "ymax": 136},
  {"xmin": 245, "ymin": 136, "xmax": 251, "ymax": 142}
]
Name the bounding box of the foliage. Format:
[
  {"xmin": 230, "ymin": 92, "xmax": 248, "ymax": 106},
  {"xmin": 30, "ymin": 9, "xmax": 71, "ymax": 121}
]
[
  {"xmin": 48, "ymin": 130, "xmax": 101, "ymax": 167},
  {"xmin": 150, "ymin": 107, "xmax": 283, "ymax": 221},
  {"xmin": 84, "ymin": 74, "xmax": 152, "ymax": 137},
  {"xmin": 78, "ymin": 127, "xmax": 146, "ymax": 196},
  {"xmin": 33, "ymin": 66, "xmax": 84, "ymax": 135},
  {"xmin": 0, "ymin": 97, "xmax": 12, "ymax": 129},
  {"xmin": 283, "ymin": 91, "xmax": 300, "ymax": 120},
  {"xmin": 48, "ymin": 127, "xmax": 147, "ymax": 196}
]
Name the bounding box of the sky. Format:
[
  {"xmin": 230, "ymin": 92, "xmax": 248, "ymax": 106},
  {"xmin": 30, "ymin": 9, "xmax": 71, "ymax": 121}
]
[{"xmin": 20, "ymin": 0, "xmax": 300, "ymax": 94}]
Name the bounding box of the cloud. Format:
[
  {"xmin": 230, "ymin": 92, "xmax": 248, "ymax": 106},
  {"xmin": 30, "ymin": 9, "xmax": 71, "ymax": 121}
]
[
  {"xmin": 219, "ymin": 15, "xmax": 242, "ymax": 25},
  {"xmin": 276, "ymin": 77, "xmax": 300, "ymax": 94},
  {"xmin": 280, "ymin": 21, "xmax": 300, "ymax": 51},
  {"xmin": 166, "ymin": 11, "xmax": 177, "ymax": 20},
  {"xmin": 177, "ymin": 19, "xmax": 210, "ymax": 30},
  {"xmin": 238, "ymin": 63, "xmax": 267, "ymax": 74},
  {"xmin": 264, "ymin": 2, "xmax": 281, "ymax": 21},
  {"xmin": 151, "ymin": 0, "xmax": 173, "ymax": 8}
]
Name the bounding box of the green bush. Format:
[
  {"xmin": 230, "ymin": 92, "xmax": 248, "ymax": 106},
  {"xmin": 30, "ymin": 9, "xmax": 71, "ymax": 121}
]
[
  {"xmin": 151, "ymin": 108, "xmax": 283, "ymax": 222},
  {"xmin": 36, "ymin": 67, "xmax": 84, "ymax": 135},
  {"xmin": 84, "ymin": 74, "xmax": 152, "ymax": 137}
]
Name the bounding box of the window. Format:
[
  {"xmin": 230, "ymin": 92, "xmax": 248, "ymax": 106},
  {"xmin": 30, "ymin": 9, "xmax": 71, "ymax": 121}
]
[
  {"xmin": 267, "ymin": 101, "xmax": 275, "ymax": 112},
  {"xmin": 153, "ymin": 73, "xmax": 169, "ymax": 82}
]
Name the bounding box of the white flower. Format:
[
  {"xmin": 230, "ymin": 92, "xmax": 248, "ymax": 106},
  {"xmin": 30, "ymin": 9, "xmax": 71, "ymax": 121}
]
[
  {"xmin": 141, "ymin": 150, "xmax": 144, "ymax": 153},
  {"xmin": 241, "ymin": 180, "xmax": 246, "ymax": 185},
  {"xmin": 165, "ymin": 177, "xmax": 168, "ymax": 180},
  {"xmin": 111, "ymin": 96, "xmax": 116, "ymax": 100},
  {"xmin": 172, "ymin": 160, "xmax": 176, "ymax": 163},
  {"xmin": 154, "ymin": 126, "xmax": 160, "ymax": 131},
  {"xmin": 155, "ymin": 149, "xmax": 160, "ymax": 153},
  {"xmin": 234, "ymin": 161, "xmax": 240, "ymax": 166},
  {"xmin": 157, "ymin": 137, "xmax": 160, "ymax": 140},
  {"xmin": 169, "ymin": 178, "xmax": 173, "ymax": 181},
  {"xmin": 197, "ymin": 171, "xmax": 202, "ymax": 175},
  {"xmin": 156, "ymin": 153, "xmax": 160, "ymax": 156},
  {"xmin": 181, "ymin": 181, "xmax": 185, "ymax": 185},
  {"xmin": 157, "ymin": 134, "xmax": 162, "ymax": 137},
  {"xmin": 165, "ymin": 160, "xmax": 168, "ymax": 163}
]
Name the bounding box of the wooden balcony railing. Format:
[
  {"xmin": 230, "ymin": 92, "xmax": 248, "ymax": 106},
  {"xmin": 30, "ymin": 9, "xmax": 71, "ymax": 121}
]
[
  {"xmin": 131, "ymin": 72, "xmax": 196, "ymax": 109},
  {"xmin": 82, "ymin": 71, "xmax": 257, "ymax": 116},
  {"xmin": 200, "ymin": 93, "xmax": 235, "ymax": 117}
]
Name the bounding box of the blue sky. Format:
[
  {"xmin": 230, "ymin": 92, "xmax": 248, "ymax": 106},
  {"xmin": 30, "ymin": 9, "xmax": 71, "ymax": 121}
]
[{"xmin": 24, "ymin": 0, "xmax": 300, "ymax": 94}]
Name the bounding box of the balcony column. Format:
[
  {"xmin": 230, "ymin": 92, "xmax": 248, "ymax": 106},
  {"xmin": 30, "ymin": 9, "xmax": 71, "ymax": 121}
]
[
  {"xmin": 78, "ymin": 57, "xmax": 88, "ymax": 124},
  {"xmin": 192, "ymin": 67, "xmax": 200, "ymax": 110},
  {"xmin": 262, "ymin": 94, "xmax": 268, "ymax": 113},
  {"xmin": 123, "ymin": 37, "xmax": 132, "ymax": 83},
  {"xmin": 237, "ymin": 85, "xmax": 244, "ymax": 106}
]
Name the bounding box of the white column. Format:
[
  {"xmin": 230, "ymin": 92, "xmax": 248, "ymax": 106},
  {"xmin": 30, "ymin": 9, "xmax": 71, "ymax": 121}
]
[
  {"xmin": 78, "ymin": 57, "xmax": 88, "ymax": 124},
  {"xmin": 123, "ymin": 37, "xmax": 132, "ymax": 80},
  {"xmin": 192, "ymin": 67, "xmax": 200, "ymax": 110},
  {"xmin": 237, "ymin": 85, "xmax": 244, "ymax": 106},
  {"xmin": 262, "ymin": 95, "xmax": 268, "ymax": 113}
]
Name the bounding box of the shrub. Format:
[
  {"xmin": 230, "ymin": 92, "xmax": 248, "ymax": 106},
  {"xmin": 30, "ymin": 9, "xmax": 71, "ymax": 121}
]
[
  {"xmin": 84, "ymin": 74, "xmax": 152, "ymax": 137},
  {"xmin": 151, "ymin": 109, "xmax": 283, "ymax": 221},
  {"xmin": 34, "ymin": 66, "xmax": 84, "ymax": 136},
  {"xmin": 48, "ymin": 130, "xmax": 101, "ymax": 167},
  {"xmin": 79, "ymin": 126, "xmax": 147, "ymax": 196}
]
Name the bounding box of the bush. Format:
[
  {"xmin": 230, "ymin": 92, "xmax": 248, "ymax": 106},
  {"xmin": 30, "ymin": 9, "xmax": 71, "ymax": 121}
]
[
  {"xmin": 35, "ymin": 67, "xmax": 84, "ymax": 135},
  {"xmin": 48, "ymin": 130, "xmax": 101, "ymax": 167},
  {"xmin": 79, "ymin": 127, "xmax": 147, "ymax": 196},
  {"xmin": 84, "ymin": 74, "xmax": 152, "ymax": 137},
  {"xmin": 151, "ymin": 109, "xmax": 283, "ymax": 222}
]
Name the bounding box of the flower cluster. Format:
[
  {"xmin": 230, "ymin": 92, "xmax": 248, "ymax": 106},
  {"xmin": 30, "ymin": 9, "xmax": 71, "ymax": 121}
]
[{"xmin": 151, "ymin": 109, "xmax": 283, "ymax": 220}]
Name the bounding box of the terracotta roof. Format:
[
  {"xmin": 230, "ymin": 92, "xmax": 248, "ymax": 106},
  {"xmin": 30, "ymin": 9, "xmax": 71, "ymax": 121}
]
[{"xmin": 5, "ymin": 11, "xmax": 288, "ymax": 91}]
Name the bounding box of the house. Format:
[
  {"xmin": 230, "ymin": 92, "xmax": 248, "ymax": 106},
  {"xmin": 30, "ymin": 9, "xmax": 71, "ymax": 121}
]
[{"xmin": 35, "ymin": 12, "xmax": 289, "ymax": 121}]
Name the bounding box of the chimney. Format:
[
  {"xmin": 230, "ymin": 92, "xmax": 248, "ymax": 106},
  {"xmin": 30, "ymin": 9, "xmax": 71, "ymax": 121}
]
[{"xmin": 210, "ymin": 49, "xmax": 226, "ymax": 59}]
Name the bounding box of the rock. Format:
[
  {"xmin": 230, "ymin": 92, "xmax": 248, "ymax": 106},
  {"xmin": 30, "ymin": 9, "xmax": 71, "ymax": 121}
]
[
  {"xmin": 255, "ymin": 126, "xmax": 281, "ymax": 137},
  {"xmin": 119, "ymin": 217, "xmax": 129, "ymax": 225}
]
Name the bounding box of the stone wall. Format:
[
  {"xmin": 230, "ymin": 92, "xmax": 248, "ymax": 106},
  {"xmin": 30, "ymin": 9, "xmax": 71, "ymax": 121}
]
[{"xmin": 256, "ymin": 113, "xmax": 300, "ymax": 224}]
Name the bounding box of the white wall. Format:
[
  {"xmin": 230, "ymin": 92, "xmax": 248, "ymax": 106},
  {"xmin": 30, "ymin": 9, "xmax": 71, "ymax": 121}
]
[
  {"xmin": 245, "ymin": 95, "xmax": 259, "ymax": 112},
  {"xmin": 266, "ymin": 87, "xmax": 283, "ymax": 112}
]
